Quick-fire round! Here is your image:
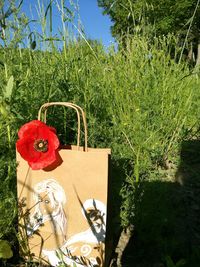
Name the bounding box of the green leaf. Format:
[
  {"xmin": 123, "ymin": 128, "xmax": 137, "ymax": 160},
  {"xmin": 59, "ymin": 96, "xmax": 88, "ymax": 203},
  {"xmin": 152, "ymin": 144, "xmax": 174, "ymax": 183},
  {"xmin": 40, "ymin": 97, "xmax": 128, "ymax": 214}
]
[
  {"xmin": 30, "ymin": 40, "xmax": 36, "ymax": 50},
  {"xmin": 63, "ymin": 6, "xmax": 74, "ymax": 18},
  {"xmin": 165, "ymin": 255, "xmax": 175, "ymax": 267},
  {"xmin": 176, "ymin": 259, "xmax": 186, "ymax": 267},
  {"xmin": 0, "ymin": 240, "xmax": 13, "ymax": 259},
  {"xmin": 45, "ymin": 0, "xmax": 54, "ymax": 18},
  {"xmin": 4, "ymin": 75, "xmax": 14, "ymax": 100}
]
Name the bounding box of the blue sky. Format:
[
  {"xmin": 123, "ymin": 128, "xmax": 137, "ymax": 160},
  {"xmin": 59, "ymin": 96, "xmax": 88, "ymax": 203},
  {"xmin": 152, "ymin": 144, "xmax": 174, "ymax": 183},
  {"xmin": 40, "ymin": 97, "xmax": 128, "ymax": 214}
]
[
  {"xmin": 20, "ymin": 0, "xmax": 114, "ymax": 48},
  {"xmin": 78, "ymin": 0, "xmax": 114, "ymax": 47}
]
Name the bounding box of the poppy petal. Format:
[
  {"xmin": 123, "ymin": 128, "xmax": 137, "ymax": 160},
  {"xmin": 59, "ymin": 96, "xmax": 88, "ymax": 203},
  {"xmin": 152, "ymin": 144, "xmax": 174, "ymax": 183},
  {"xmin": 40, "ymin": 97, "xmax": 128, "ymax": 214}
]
[
  {"xmin": 18, "ymin": 120, "xmax": 46, "ymax": 138},
  {"xmin": 16, "ymin": 120, "xmax": 60, "ymax": 170},
  {"xmin": 16, "ymin": 137, "xmax": 40, "ymax": 161},
  {"xmin": 29, "ymin": 150, "xmax": 57, "ymax": 170}
]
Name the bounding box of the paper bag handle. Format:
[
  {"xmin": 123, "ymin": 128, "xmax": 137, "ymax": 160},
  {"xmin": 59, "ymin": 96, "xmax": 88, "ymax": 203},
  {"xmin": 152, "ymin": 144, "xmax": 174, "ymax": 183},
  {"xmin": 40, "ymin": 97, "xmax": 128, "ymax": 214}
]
[
  {"xmin": 38, "ymin": 102, "xmax": 88, "ymax": 150},
  {"xmin": 38, "ymin": 102, "xmax": 81, "ymax": 147}
]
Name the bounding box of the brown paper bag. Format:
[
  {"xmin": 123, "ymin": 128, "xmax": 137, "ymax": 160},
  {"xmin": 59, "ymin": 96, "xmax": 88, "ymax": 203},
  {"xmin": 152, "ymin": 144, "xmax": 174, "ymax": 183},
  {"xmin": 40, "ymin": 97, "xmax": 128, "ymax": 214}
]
[{"xmin": 16, "ymin": 102, "xmax": 111, "ymax": 267}]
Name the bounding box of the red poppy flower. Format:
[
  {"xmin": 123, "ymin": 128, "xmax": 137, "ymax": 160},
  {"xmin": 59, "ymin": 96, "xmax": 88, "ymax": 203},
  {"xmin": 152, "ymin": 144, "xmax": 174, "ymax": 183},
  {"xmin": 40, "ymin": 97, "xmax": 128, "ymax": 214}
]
[{"xmin": 16, "ymin": 120, "xmax": 60, "ymax": 170}]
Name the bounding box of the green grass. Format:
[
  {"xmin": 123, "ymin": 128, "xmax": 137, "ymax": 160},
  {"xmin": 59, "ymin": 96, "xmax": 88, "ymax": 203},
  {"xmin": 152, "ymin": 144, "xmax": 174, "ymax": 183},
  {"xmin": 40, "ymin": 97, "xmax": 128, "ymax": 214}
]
[{"xmin": 0, "ymin": 1, "xmax": 200, "ymax": 266}]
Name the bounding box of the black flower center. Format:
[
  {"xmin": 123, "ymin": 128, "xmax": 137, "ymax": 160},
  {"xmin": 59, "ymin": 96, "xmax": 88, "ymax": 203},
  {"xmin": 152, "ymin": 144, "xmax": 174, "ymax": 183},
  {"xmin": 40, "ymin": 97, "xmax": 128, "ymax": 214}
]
[{"xmin": 34, "ymin": 139, "xmax": 48, "ymax": 152}]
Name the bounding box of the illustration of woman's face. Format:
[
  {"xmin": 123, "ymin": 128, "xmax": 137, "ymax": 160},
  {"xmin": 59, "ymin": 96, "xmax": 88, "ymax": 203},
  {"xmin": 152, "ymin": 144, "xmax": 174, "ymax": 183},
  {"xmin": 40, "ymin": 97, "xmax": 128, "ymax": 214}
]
[{"xmin": 37, "ymin": 192, "xmax": 57, "ymax": 215}]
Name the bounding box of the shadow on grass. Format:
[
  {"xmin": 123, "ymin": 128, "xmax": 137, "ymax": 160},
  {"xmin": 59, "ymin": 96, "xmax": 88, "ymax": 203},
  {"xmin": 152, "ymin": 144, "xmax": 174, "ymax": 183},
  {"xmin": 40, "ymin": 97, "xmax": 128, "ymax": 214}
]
[
  {"xmin": 121, "ymin": 140, "xmax": 200, "ymax": 267},
  {"xmin": 107, "ymin": 158, "xmax": 133, "ymax": 266}
]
